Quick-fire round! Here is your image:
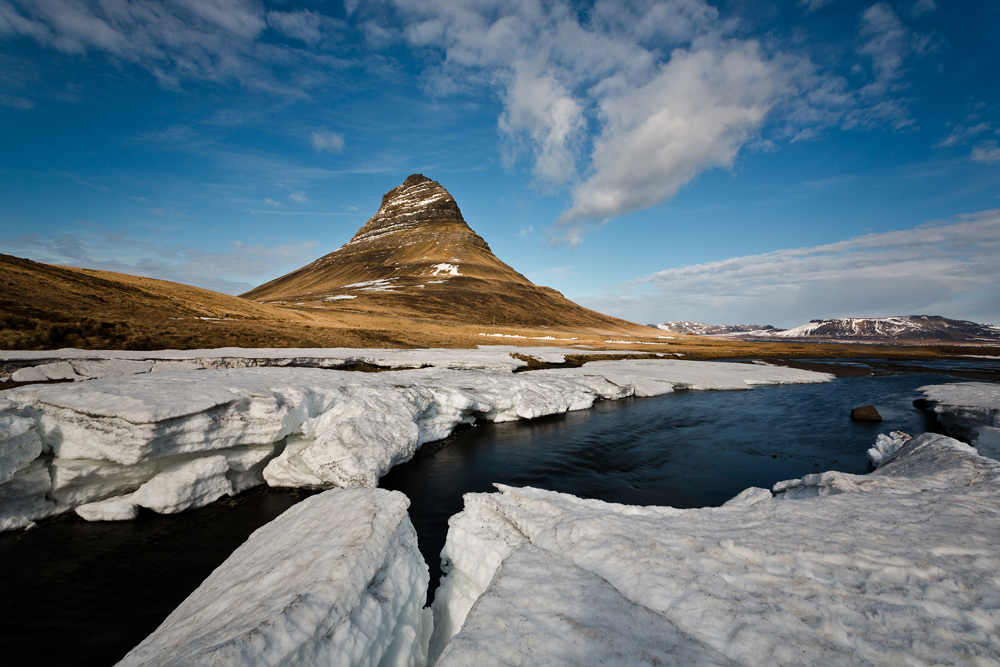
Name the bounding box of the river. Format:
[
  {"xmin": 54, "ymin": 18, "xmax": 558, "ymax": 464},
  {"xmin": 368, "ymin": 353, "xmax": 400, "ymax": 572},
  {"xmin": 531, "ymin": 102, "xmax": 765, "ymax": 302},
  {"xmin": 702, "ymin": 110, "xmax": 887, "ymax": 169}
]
[{"xmin": 1, "ymin": 359, "xmax": 996, "ymax": 666}]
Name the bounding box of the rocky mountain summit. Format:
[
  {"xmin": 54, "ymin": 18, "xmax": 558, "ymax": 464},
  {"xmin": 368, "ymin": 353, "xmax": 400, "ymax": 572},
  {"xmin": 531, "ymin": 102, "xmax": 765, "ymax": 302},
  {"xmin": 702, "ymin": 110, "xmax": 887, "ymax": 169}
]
[{"xmin": 244, "ymin": 174, "xmax": 651, "ymax": 331}]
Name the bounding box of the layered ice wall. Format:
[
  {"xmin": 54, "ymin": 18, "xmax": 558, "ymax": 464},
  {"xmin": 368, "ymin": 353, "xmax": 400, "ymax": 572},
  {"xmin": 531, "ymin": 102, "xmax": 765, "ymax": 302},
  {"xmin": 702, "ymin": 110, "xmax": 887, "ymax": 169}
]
[
  {"xmin": 919, "ymin": 382, "xmax": 1000, "ymax": 459},
  {"xmin": 118, "ymin": 487, "xmax": 432, "ymax": 667},
  {"xmin": 0, "ymin": 360, "xmax": 831, "ymax": 531},
  {"xmin": 431, "ymin": 433, "xmax": 1000, "ymax": 665}
]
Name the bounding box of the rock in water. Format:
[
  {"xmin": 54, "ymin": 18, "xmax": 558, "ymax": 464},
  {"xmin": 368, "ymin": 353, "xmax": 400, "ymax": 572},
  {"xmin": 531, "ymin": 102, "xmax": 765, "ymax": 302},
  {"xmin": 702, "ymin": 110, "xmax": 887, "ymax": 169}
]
[
  {"xmin": 242, "ymin": 174, "xmax": 645, "ymax": 329},
  {"xmin": 850, "ymin": 405, "xmax": 882, "ymax": 421},
  {"xmin": 117, "ymin": 487, "xmax": 432, "ymax": 667}
]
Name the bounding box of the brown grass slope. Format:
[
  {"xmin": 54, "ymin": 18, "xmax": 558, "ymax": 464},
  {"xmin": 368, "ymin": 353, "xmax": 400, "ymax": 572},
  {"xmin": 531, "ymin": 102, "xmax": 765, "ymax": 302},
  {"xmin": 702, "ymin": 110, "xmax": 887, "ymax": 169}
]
[
  {"xmin": 0, "ymin": 253, "xmax": 443, "ymax": 350},
  {"xmin": 243, "ymin": 174, "xmax": 655, "ymax": 334}
]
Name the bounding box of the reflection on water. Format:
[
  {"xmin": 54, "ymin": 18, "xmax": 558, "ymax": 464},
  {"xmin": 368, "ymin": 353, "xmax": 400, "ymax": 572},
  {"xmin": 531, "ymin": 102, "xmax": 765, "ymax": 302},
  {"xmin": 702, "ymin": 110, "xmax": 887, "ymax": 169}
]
[{"xmin": 0, "ymin": 369, "xmax": 973, "ymax": 665}]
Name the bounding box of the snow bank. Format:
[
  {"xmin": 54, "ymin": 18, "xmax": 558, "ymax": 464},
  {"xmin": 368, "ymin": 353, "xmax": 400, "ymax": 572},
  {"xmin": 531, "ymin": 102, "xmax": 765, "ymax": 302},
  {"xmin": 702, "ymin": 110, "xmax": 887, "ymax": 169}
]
[
  {"xmin": 0, "ymin": 360, "xmax": 831, "ymax": 530},
  {"xmin": 0, "ymin": 345, "xmax": 656, "ymax": 381},
  {"xmin": 918, "ymin": 382, "xmax": 1000, "ymax": 459},
  {"xmin": 118, "ymin": 487, "xmax": 432, "ymax": 667},
  {"xmin": 431, "ymin": 433, "xmax": 1000, "ymax": 665}
]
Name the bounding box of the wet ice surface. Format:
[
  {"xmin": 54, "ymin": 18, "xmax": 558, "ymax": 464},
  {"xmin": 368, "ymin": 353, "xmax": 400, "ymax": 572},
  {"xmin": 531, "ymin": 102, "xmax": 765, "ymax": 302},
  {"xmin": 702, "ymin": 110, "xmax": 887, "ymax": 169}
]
[{"xmin": 0, "ymin": 370, "xmax": 975, "ymax": 665}]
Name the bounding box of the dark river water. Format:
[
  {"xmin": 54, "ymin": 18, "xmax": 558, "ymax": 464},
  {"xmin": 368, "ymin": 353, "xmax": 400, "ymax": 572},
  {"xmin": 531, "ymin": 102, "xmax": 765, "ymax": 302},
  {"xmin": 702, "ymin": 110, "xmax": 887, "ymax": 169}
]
[{"xmin": 0, "ymin": 360, "xmax": 995, "ymax": 666}]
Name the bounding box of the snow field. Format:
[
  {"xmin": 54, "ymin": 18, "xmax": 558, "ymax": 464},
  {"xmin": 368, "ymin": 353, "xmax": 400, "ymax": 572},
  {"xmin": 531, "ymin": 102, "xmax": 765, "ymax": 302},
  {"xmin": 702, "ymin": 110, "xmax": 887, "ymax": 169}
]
[
  {"xmin": 117, "ymin": 487, "xmax": 432, "ymax": 667},
  {"xmin": 431, "ymin": 434, "xmax": 1000, "ymax": 665}
]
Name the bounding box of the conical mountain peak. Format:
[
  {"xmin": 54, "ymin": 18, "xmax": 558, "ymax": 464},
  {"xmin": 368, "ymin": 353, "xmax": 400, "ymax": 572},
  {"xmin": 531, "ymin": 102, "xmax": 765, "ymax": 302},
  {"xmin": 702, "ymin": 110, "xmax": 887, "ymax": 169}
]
[
  {"xmin": 346, "ymin": 174, "xmax": 486, "ymax": 251},
  {"xmin": 242, "ymin": 175, "xmax": 645, "ymax": 331}
]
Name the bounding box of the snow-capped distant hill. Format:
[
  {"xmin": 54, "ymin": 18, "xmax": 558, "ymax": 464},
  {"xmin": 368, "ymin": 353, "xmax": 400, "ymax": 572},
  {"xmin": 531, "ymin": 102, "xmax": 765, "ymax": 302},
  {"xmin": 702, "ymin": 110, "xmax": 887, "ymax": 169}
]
[
  {"xmin": 653, "ymin": 321, "xmax": 784, "ymax": 337},
  {"xmin": 769, "ymin": 316, "xmax": 1000, "ymax": 342},
  {"xmin": 653, "ymin": 316, "xmax": 1000, "ymax": 343}
]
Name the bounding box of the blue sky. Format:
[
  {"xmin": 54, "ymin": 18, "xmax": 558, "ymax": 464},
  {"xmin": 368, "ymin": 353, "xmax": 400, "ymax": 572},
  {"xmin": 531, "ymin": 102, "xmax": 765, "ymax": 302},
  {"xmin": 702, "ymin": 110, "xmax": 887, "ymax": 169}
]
[{"xmin": 0, "ymin": 0, "xmax": 997, "ymax": 328}]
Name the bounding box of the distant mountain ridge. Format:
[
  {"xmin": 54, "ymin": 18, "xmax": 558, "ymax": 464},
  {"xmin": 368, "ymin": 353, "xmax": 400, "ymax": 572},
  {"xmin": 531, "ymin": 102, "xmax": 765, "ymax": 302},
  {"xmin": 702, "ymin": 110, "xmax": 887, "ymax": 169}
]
[
  {"xmin": 653, "ymin": 322, "xmax": 783, "ymax": 337},
  {"xmin": 769, "ymin": 316, "xmax": 1000, "ymax": 342},
  {"xmin": 244, "ymin": 174, "xmax": 653, "ymax": 332},
  {"xmin": 655, "ymin": 316, "xmax": 1000, "ymax": 343}
]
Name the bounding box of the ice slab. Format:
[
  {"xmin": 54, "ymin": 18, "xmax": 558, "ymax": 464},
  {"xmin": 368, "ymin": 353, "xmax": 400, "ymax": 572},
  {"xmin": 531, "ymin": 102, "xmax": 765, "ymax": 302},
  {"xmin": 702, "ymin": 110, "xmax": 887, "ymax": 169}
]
[
  {"xmin": 118, "ymin": 487, "xmax": 431, "ymax": 667},
  {"xmin": 919, "ymin": 382, "xmax": 1000, "ymax": 459},
  {"xmin": 132, "ymin": 455, "xmax": 233, "ymax": 514},
  {"xmin": 0, "ymin": 459, "xmax": 60, "ymax": 531},
  {"xmin": 431, "ymin": 434, "xmax": 1000, "ymax": 665},
  {"xmin": 564, "ymin": 358, "xmax": 834, "ymax": 391},
  {"xmin": 76, "ymin": 494, "xmax": 139, "ymax": 522}
]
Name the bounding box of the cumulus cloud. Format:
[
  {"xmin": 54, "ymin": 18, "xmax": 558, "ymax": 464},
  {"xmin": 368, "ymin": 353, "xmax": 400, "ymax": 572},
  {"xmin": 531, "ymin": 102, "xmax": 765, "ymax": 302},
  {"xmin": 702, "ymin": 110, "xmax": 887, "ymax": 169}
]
[
  {"xmin": 578, "ymin": 209, "xmax": 1000, "ymax": 328},
  {"xmin": 556, "ymin": 41, "xmax": 785, "ymax": 233},
  {"xmin": 312, "ymin": 130, "xmax": 345, "ymax": 153},
  {"xmin": 1, "ymin": 228, "xmax": 320, "ymax": 295},
  {"xmin": 372, "ymin": 0, "xmax": 930, "ymax": 244}
]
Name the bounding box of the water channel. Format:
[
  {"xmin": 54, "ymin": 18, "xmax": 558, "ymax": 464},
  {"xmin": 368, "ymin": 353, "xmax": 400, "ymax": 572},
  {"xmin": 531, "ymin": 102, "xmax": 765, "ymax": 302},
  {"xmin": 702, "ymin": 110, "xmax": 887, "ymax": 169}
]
[{"xmin": 1, "ymin": 358, "xmax": 997, "ymax": 666}]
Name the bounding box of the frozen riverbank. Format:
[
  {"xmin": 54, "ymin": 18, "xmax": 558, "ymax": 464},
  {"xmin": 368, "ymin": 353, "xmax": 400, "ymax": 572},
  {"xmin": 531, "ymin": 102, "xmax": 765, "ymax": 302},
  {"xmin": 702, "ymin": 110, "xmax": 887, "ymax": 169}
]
[
  {"xmin": 431, "ymin": 433, "xmax": 1000, "ymax": 665},
  {"xmin": 119, "ymin": 431, "xmax": 1000, "ymax": 666},
  {"xmin": 918, "ymin": 381, "xmax": 1000, "ymax": 459},
  {"xmin": 0, "ymin": 358, "xmax": 831, "ymax": 531}
]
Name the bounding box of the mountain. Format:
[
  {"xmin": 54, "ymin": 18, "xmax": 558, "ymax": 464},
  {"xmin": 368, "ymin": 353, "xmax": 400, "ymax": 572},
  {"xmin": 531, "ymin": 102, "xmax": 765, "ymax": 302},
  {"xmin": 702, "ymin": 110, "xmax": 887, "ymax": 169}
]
[
  {"xmin": 653, "ymin": 321, "xmax": 783, "ymax": 337},
  {"xmin": 768, "ymin": 316, "xmax": 1000, "ymax": 342},
  {"xmin": 244, "ymin": 174, "xmax": 652, "ymax": 333}
]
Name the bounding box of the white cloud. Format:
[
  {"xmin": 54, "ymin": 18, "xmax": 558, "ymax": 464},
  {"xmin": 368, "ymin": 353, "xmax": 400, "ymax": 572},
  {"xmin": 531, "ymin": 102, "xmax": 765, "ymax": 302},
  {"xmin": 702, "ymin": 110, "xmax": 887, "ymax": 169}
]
[
  {"xmin": 266, "ymin": 10, "xmax": 323, "ymax": 45},
  {"xmin": 0, "ymin": 229, "xmax": 320, "ymax": 295},
  {"xmin": 798, "ymin": 0, "xmax": 837, "ymax": 13},
  {"xmin": 312, "ymin": 130, "xmax": 345, "ymax": 153},
  {"xmin": 934, "ymin": 122, "xmax": 991, "ymax": 149},
  {"xmin": 374, "ymin": 0, "xmax": 928, "ymax": 244},
  {"xmin": 555, "ymin": 41, "xmax": 785, "ymax": 235},
  {"xmin": 578, "ymin": 209, "xmax": 1000, "ymax": 328},
  {"xmin": 0, "ymin": 0, "xmax": 345, "ymax": 95},
  {"xmin": 910, "ymin": 0, "xmax": 936, "ymax": 19},
  {"xmin": 971, "ymin": 140, "xmax": 1000, "ymax": 165},
  {"xmin": 264, "ymin": 198, "xmax": 283, "ymax": 207},
  {"xmin": 289, "ymin": 191, "xmax": 307, "ymax": 203}
]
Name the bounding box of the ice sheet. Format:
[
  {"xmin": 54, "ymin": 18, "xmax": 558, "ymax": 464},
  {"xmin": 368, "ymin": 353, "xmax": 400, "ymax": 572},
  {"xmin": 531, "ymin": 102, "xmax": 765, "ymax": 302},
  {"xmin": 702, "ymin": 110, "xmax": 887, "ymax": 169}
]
[
  {"xmin": 118, "ymin": 487, "xmax": 431, "ymax": 667},
  {"xmin": 431, "ymin": 433, "xmax": 1000, "ymax": 665},
  {"xmin": 0, "ymin": 359, "xmax": 831, "ymax": 529}
]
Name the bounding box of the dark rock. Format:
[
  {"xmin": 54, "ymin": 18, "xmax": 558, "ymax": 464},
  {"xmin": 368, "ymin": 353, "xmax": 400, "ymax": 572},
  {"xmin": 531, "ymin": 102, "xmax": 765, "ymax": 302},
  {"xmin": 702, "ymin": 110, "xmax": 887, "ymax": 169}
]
[{"xmin": 850, "ymin": 405, "xmax": 882, "ymax": 421}]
